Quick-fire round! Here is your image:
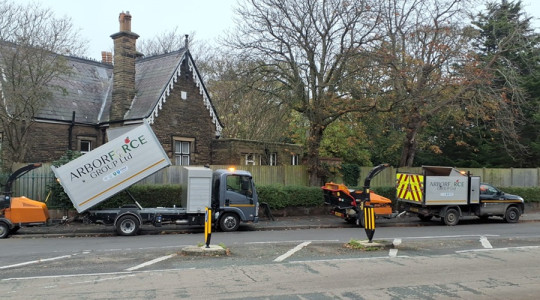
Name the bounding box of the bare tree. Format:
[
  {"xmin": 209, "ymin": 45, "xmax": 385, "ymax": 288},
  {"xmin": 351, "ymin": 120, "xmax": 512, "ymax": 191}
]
[
  {"xmin": 137, "ymin": 27, "xmax": 197, "ymax": 57},
  {"xmin": 228, "ymin": 0, "xmax": 384, "ymax": 186},
  {"xmin": 203, "ymin": 53, "xmax": 293, "ymax": 142},
  {"xmin": 375, "ymin": 0, "xmax": 475, "ymax": 166},
  {"xmin": 377, "ymin": 0, "xmax": 528, "ymax": 167},
  {"xmin": 0, "ymin": 0, "xmax": 86, "ymax": 170}
]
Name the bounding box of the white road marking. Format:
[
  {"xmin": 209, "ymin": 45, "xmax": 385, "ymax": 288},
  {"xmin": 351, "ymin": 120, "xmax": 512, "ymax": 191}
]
[
  {"xmin": 480, "ymin": 236, "xmax": 493, "ymax": 249},
  {"xmin": 274, "ymin": 241, "xmax": 311, "ymax": 262},
  {"xmin": 0, "ymin": 255, "xmax": 72, "ymax": 270},
  {"xmin": 247, "ymin": 240, "xmax": 337, "ymax": 245},
  {"xmin": 70, "ymin": 274, "xmax": 136, "ymax": 285},
  {"xmin": 389, "ymin": 238, "xmax": 401, "ymax": 257},
  {"xmin": 290, "ymin": 255, "xmax": 410, "ymax": 264},
  {"xmin": 125, "ymin": 254, "xmax": 177, "ymax": 271},
  {"xmin": 393, "ymin": 234, "xmax": 499, "ymax": 240},
  {"xmin": 2, "ymin": 268, "xmax": 196, "ymax": 282},
  {"xmin": 456, "ymin": 245, "xmax": 540, "ymax": 253}
]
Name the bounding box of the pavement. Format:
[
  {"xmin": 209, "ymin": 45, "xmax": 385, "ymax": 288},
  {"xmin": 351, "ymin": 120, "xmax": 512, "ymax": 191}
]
[{"xmin": 9, "ymin": 207, "xmax": 540, "ymax": 239}]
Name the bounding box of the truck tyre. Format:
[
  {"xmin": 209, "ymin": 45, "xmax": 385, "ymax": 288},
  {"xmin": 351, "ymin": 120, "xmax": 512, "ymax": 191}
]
[
  {"xmin": 0, "ymin": 221, "xmax": 10, "ymax": 239},
  {"xmin": 504, "ymin": 206, "xmax": 520, "ymax": 223},
  {"xmin": 116, "ymin": 215, "xmax": 140, "ymax": 236},
  {"xmin": 443, "ymin": 208, "xmax": 459, "ymax": 226},
  {"xmin": 219, "ymin": 213, "xmax": 240, "ymax": 232}
]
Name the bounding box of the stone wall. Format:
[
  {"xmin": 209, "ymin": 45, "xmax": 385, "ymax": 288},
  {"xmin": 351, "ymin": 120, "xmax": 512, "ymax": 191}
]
[
  {"xmin": 212, "ymin": 138, "xmax": 303, "ymax": 166},
  {"xmin": 23, "ymin": 122, "xmax": 102, "ymax": 163},
  {"xmin": 150, "ymin": 59, "xmax": 215, "ymax": 165}
]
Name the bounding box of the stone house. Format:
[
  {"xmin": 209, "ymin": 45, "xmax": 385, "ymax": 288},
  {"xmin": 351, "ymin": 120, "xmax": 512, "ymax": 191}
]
[{"xmin": 2, "ymin": 12, "xmax": 302, "ymax": 167}]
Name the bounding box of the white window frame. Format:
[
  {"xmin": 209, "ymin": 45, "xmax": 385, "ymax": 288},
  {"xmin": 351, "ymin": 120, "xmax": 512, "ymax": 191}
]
[
  {"xmin": 245, "ymin": 153, "xmax": 261, "ymax": 165},
  {"xmin": 269, "ymin": 152, "xmax": 277, "ymax": 166},
  {"xmin": 80, "ymin": 140, "xmax": 92, "ymax": 153},
  {"xmin": 291, "ymin": 154, "xmax": 299, "ymax": 165},
  {"xmin": 77, "ymin": 136, "xmax": 96, "ymax": 154},
  {"xmin": 173, "ymin": 137, "xmax": 194, "ymax": 166}
]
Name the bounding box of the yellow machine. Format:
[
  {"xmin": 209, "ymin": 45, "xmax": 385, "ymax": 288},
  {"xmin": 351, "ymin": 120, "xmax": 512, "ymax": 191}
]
[{"xmin": 0, "ymin": 163, "xmax": 49, "ymax": 238}]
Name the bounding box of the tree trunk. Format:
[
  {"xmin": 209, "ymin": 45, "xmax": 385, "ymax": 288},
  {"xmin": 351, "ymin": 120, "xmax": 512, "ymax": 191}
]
[
  {"xmin": 399, "ymin": 120, "xmax": 422, "ymax": 167},
  {"xmin": 306, "ymin": 123, "xmax": 325, "ymax": 186}
]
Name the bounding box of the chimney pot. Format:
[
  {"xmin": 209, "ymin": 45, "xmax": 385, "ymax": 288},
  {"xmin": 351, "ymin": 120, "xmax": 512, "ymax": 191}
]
[{"xmin": 119, "ymin": 11, "xmax": 132, "ymax": 32}]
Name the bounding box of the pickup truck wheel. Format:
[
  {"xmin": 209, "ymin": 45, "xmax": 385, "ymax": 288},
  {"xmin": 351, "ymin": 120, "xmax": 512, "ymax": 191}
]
[
  {"xmin": 116, "ymin": 215, "xmax": 140, "ymax": 236},
  {"xmin": 219, "ymin": 213, "xmax": 240, "ymax": 232},
  {"xmin": 504, "ymin": 206, "xmax": 520, "ymax": 223},
  {"xmin": 443, "ymin": 208, "xmax": 459, "ymax": 226},
  {"xmin": 0, "ymin": 222, "xmax": 10, "ymax": 239}
]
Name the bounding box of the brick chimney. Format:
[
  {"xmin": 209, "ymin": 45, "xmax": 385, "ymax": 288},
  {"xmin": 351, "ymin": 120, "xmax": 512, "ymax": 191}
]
[
  {"xmin": 101, "ymin": 51, "xmax": 112, "ymax": 64},
  {"xmin": 109, "ymin": 11, "xmax": 140, "ymax": 124}
]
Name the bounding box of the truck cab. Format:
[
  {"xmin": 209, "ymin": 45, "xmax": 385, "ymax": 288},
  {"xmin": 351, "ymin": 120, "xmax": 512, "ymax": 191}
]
[
  {"xmin": 212, "ymin": 169, "xmax": 259, "ymax": 232},
  {"xmin": 480, "ymin": 183, "xmax": 523, "ymax": 201}
]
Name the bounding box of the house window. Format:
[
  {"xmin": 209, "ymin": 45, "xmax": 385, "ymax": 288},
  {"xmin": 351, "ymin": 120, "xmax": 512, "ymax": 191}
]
[
  {"xmin": 77, "ymin": 136, "xmax": 96, "ymax": 154},
  {"xmin": 245, "ymin": 153, "xmax": 261, "ymax": 165},
  {"xmin": 175, "ymin": 141, "xmax": 191, "ymax": 165},
  {"xmin": 80, "ymin": 140, "xmax": 92, "ymax": 153},
  {"xmin": 291, "ymin": 154, "xmax": 299, "ymax": 165},
  {"xmin": 245, "ymin": 153, "xmax": 255, "ymax": 165},
  {"xmin": 269, "ymin": 153, "xmax": 277, "ymax": 166},
  {"xmin": 173, "ymin": 137, "xmax": 194, "ymax": 165}
]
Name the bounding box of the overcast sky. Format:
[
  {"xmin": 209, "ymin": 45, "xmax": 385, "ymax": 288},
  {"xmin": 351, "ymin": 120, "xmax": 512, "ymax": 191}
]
[{"xmin": 19, "ymin": 0, "xmax": 540, "ymax": 61}]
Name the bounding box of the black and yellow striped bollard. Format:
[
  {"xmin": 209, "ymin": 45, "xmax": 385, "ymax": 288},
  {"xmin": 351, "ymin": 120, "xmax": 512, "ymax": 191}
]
[{"xmin": 363, "ymin": 205, "xmax": 375, "ymax": 243}]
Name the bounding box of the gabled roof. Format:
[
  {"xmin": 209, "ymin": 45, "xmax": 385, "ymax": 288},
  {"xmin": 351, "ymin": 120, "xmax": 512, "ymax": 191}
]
[{"xmin": 36, "ymin": 49, "xmax": 223, "ymax": 136}]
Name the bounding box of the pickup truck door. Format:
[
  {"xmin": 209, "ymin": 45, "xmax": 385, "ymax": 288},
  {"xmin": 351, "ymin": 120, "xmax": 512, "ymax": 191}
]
[{"xmin": 479, "ymin": 183, "xmax": 506, "ymax": 214}]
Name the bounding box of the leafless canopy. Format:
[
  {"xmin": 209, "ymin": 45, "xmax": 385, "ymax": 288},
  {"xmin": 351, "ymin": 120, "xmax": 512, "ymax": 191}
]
[{"xmin": 0, "ymin": 0, "xmax": 86, "ymax": 170}]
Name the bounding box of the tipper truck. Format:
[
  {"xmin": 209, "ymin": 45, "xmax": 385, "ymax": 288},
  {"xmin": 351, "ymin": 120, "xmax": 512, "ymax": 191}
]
[
  {"xmin": 46, "ymin": 122, "xmax": 258, "ymax": 236},
  {"xmin": 396, "ymin": 166, "xmax": 524, "ymax": 226},
  {"xmin": 0, "ymin": 123, "xmax": 258, "ymax": 239}
]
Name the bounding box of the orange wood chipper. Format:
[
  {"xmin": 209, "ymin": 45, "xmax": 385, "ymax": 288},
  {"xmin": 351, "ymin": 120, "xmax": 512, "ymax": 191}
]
[
  {"xmin": 0, "ymin": 163, "xmax": 49, "ymax": 238},
  {"xmin": 322, "ymin": 164, "xmax": 395, "ymax": 226}
]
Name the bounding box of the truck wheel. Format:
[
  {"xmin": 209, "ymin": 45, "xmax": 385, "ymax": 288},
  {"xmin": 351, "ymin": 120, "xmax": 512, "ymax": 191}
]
[
  {"xmin": 219, "ymin": 213, "xmax": 240, "ymax": 232},
  {"xmin": 504, "ymin": 206, "xmax": 520, "ymax": 223},
  {"xmin": 443, "ymin": 209, "xmax": 459, "ymax": 226},
  {"xmin": 0, "ymin": 222, "xmax": 10, "ymax": 239},
  {"xmin": 116, "ymin": 215, "xmax": 140, "ymax": 236}
]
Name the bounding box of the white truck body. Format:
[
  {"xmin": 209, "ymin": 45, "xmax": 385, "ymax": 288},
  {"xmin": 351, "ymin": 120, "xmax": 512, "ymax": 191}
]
[
  {"xmin": 51, "ymin": 122, "xmax": 171, "ymax": 213},
  {"xmin": 181, "ymin": 167, "xmax": 212, "ymax": 213}
]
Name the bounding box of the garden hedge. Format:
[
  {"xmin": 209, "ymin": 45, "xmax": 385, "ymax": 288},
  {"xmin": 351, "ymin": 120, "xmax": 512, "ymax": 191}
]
[{"xmin": 49, "ymin": 184, "xmax": 540, "ymax": 211}]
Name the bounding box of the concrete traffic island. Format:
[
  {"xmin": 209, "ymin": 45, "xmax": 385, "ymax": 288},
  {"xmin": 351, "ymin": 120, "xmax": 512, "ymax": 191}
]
[
  {"xmin": 344, "ymin": 239, "xmax": 390, "ymax": 250},
  {"xmin": 356, "ymin": 240, "xmax": 386, "ymax": 248},
  {"xmin": 180, "ymin": 245, "xmax": 228, "ymax": 256}
]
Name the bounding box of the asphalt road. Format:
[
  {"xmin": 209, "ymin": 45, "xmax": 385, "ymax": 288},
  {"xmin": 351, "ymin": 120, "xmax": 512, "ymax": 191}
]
[{"xmin": 2, "ymin": 222, "xmax": 540, "ymax": 299}]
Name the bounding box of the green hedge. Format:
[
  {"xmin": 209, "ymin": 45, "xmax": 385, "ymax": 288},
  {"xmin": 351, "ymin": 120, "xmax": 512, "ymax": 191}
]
[
  {"xmin": 50, "ymin": 183, "xmax": 540, "ymax": 211},
  {"xmin": 498, "ymin": 187, "xmax": 540, "ymax": 202},
  {"xmin": 92, "ymin": 184, "xmax": 182, "ymax": 209},
  {"xmin": 257, "ymin": 185, "xmax": 325, "ymax": 209}
]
